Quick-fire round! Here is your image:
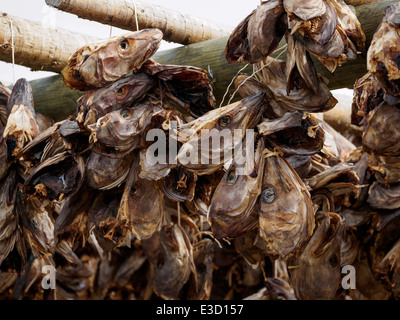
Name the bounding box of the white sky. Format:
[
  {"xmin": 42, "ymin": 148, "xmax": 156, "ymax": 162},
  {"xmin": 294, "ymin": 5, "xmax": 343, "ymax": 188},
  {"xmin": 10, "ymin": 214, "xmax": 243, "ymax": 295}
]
[{"xmin": 0, "ymin": 0, "xmax": 261, "ymax": 85}]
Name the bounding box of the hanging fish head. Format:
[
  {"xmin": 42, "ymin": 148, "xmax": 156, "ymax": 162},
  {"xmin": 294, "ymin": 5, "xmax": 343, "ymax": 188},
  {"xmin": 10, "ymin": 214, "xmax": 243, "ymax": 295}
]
[
  {"xmin": 88, "ymin": 103, "xmax": 158, "ymax": 154},
  {"xmin": 153, "ymin": 224, "xmax": 194, "ymax": 299},
  {"xmin": 76, "ymin": 73, "xmax": 155, "ymax": 127},
  {"xmin": 62, "ymin": 29, "xmax": 163, "ymax": 90},
  {"xmin": 290, "ymin": 211, "xmax": 344, "ymax": 300},
  {"xmin": 208, "ymin": 134, "xmax": 265, "ymax": 238},
  {"xmin": 257, "ymin": 152, "xmax": 315, "ymax": 257},
  {"xmin": 3, "ymin": 78, "xmax": 39, "ymax": 158}
]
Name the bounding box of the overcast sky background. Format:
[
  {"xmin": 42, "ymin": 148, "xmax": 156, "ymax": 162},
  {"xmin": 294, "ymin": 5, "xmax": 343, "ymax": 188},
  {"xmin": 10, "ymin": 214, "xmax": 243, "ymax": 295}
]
[{"xmin": 0, "ymin": 0, "xmax": 261, "ymax": 84}]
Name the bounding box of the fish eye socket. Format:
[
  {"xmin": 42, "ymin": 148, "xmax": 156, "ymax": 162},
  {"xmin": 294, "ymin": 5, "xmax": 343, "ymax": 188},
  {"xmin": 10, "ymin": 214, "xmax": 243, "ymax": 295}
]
[
  {"xmin": 218, "ymin": 116, "xmax": 231, "ymax": 127},
  {"xmin": 157, "ymin": 259, "xmax": 164, "ymax": 269},
  {"xmin": 119, "ymin": 40, "xmax": 129, "ymax": 51},
  {"xmin": 116, "ymin": 86, "xmax": 128, "ymax": 97},
  {"xmin": 328, "ymin": 255, "xmax": 339, "ymax": 268},
  {"xmin": 226, "ymin": 170, "xmax": 237, "ymax": 184},
  {"xmin": 197, "ymin": 263, "xmax": 206, "ymax": 274},
  {"xmin": 130, "ymin": 183, "xmax": 142, "ymax": 197},
  {"xmin": 120, "ymin": 109, "xmax": 130, "ymax": 119},
  {"xmin": 31, "ymin": 219, "xmax": 38, "ymax": 229},
  {"xmin": 261, "ymin": 187, "xmax": 276, "ymax": 203}
]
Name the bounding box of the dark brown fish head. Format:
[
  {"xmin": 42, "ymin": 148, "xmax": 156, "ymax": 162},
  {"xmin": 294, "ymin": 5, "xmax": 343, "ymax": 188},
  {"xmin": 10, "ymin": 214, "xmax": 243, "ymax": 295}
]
[
  {"xmin": 86, "ymin": 151, "xmax": 134, "ymax": 190},
  {"xmin": 18, "ymin": 195, "xmax": 56, "ymax": 254},
  {"xmin": 153, "ymin": 224, "xmax": 194, "ymax": 299},
  {"xmin": 88, "ymin": 103, "xmax": 158, "ymax": 155},
  {"xmin": 76, "ymin": 73, "xmax": 155, "ymax": 127},
  {"xmin": 247, "ymin": 0, "xmax": 287, "ymax": 63},
  {"xmin": 208, "ymin": 134, "xmax": 264, "ymax": 238},
  {"xmin": 178, "ymin": 91, "xmax": 267, "ymax": 141},
  {"xmin": 367, "ymin": 3, "xmax": 400, "ymax": 99},
  {"xmin": 363, "ymin": 101, "xmax": 400, "ymax": 156},
  {"xmin": 3, "ymin": 78, "xmax": 39, "ymax": 158},
  {"xmin": 290, "ymin": 211, "xmax": 344, "ymax": 300},
  {"xmin": 24, "ymin": 153, "xmax": 84, "ymax": 202},
  {"xmin": 120, "ymin": 171, "xmax": 164, "ymax": 240},
  {"xmin": 186, "ymin": 238, "xmax": 214, "ymax": 300},
  {"xmin": 257, "ymin": 152, "xmax": 315, "ymax": 257}
]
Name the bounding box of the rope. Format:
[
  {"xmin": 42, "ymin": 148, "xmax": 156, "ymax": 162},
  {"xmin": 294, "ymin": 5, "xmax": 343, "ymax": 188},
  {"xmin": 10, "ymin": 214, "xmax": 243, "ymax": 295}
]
[
  {"xmin": 6, "ymin": 14, "xmax": 15, "ymax": 84},
  {"xmin": 226, "ymin": 44, "xmax": 288, "ymax": 105},
  {"xmin": 132, "ymin": 0, "xmax": 139, "ymax": 31}
]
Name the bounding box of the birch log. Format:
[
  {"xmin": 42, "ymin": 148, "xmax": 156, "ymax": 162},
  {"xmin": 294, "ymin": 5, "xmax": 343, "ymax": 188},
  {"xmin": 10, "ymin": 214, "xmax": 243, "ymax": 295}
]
[
  {"xmin": 4, "ymin": 0, "xmax": 397, "ymax": 121},
  {"xmin": 45, "ymin": 0, "xmax": 233, "ymax": 45},
  {"xmin": 0, "ymin": 12, "xmax": 99, "ymax": 73}
]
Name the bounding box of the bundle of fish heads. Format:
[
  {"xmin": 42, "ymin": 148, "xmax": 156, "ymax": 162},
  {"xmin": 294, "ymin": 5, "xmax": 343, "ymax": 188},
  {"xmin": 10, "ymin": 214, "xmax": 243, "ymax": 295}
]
[{"xmin": 0, "ymin": 2, "xmax": 400, "ymax": 300}]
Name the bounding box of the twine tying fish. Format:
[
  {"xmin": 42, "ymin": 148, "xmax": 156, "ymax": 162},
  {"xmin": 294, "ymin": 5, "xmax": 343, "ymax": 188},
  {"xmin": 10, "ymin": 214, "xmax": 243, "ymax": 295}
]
[
  {"xmin": 5, "ymin": 14, "xmax": 15, "ymax": 84},
  {"xmin": 219, "ymin": 43, "xmax": 288, "ymax": 109}
]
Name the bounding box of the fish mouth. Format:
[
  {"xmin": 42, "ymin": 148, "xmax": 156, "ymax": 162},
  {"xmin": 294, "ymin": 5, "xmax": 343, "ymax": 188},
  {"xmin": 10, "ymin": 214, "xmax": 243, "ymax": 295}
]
[
  {"xmin": 235, "ymin": 91, "xmax": 267, "ymax": 130},
  {"xmin": 210, "ymin": 214, "xmax": 258, "ymax": 239},
  {"xmin": 131, "ymin": 29, "xmax": 163, "ymax": 61}
]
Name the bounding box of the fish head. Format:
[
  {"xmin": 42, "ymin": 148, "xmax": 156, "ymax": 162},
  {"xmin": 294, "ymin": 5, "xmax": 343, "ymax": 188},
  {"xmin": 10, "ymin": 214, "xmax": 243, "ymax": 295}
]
[
  {"xmin": 290, "ymin": 211, "xmax": 344, "ymax": 300},
  {"xmin": 3, "ymin": 78, "xmax": 39, "ymax": 157},
  {"xmin": 208, "ymin": 134, "xmax": 264, "ymax": 238},
  {"xmin": 258, "ymin": 153, "xmax": 315, "ymax": 257},
  {"xmin": 76, "ymin": 73, "xmax": 155, "ymax": 126}
]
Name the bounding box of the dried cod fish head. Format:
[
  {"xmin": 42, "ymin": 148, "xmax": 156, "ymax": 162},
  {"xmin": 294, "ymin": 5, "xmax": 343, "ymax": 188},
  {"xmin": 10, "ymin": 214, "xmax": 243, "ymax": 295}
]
[
  {"xmin": 88, "ymin": 189, "xmax": 123, "ymax": 253},
  {"xmin": 3, "ymin": 78, "xmax": 39, "ymax": 158},
  {"xmin": 15, "ymin": 121, "xmax": 65, "ymax": 177},
  {"xmin": 368, "ymin": 181, "xmax": 400, "ymax": 210},
  {"xmin": 17, "ymin": 194, "xmax": 55, "ymax": 254},
  {"xmin": 255, "ymin": 57, "xmax": 337, "ymax": 113},
  {"xmin": 226, "ymin": 0, "xmax": 287, "ymax": 64},
  {"xmin": 62, "ymin": 29, "xmax": 163, "ymax": 90},
  {"xmin": 88, "ymin": 102, "xmax": 160, "ymax": 156},
  {"xmin": 367, "ymin": 3, "xmax": 400, "ymax": 101},
  {"xmin": 188, "ymin": 169, "xmax": 225, "ymax": 216},
  {"xmin": 256, "ymin": 150, "xmax": 315, "ymax": 257},
  {"xmin": 288, "ymin": 0, "xmax": 336, "ymax": 47},
  {"xmin": 283, "ymin": 0, "xmax": 326, "ymax": 21},
  {"xmin": 330, "ymin": 0, "xmax": 366, "ymax": 54},
  {"xmin": 264, "ymin": 113, "xmax": 325, "ymax": 157},
  {"xmin": 153, "ymin": 224, "xmax": 195, "ymax": 300},
  {"xmin": 363, "ymin": 101, "xmax": 400, "ymax": 156},
  {"xmin": 86, "ymin": 151, "xmax": 134, "ymax": 190},
  {"xmin": 76, "ymin": 73, "xmax": 155, "ymax": 126},
  {"xmin": 114, "ymin": 156, "xmax": 164, "ymax": 241},
  {"xmin": 208, "ymin": 134, "xmax": 264, "ymax": 238},
  {"xmin": 141, "ymin": 59, "xmax": 216, "ymax": 118},
  {"xmin": 175, "ymin": 92, "xmax": 267, "ymax": 175},
  {"xmin": 351, "ymin": 71, "xmax": 385, "ymax": 126},
  {"xmin": 24, "ymin": 153, "xmax": 85, "ymax": 202},
  {"xmin": 290, "ymin": 211, "xmax": 344, "ymax": 300},
  {"xmin": 186, "ymin": 238, "xmax": 214, "ymax": 300}
]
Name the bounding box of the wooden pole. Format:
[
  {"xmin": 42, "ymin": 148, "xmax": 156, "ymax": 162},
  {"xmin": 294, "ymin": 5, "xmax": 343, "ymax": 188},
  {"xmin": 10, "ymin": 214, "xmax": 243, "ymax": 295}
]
[
  {"xmin": 45, "ymin": 0, "xmax": 233, "ymax": 45},
  {"xmin": 29, "ymin": 0, "xmax": 397, "ymax": 121},
  {"xmin": 344, "ymin": 0, "xmax": 384, "ymax": 6},
  {"xmin": 0, "ymin": 12, "xmax": 99, "ymax": 73}
]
